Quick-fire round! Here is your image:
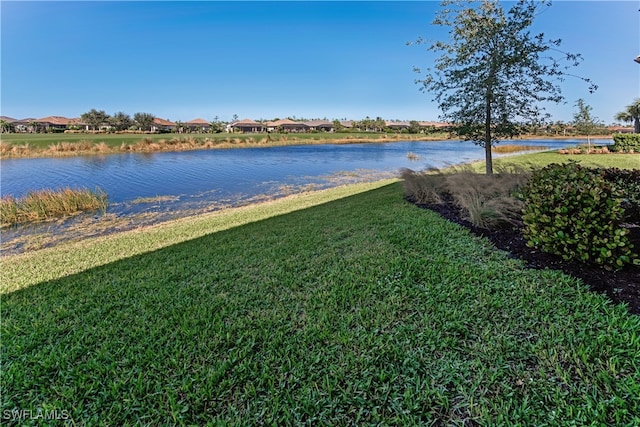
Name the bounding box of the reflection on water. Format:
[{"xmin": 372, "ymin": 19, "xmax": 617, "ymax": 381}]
[{"xmin": 1, "ymin": 139, "xmax": 599, "ymax": 255}]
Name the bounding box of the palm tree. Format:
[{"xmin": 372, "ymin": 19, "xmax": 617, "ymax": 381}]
[
  {"xmin": 614, "ymin": 98, "xmax": 640, "ymax": 133},
  {"xmin": 28, "ymin": 120, "xmax": 39, "ymax": 133},
  {"xmin": 0, "ymin": 119, "xmax": 11, "ymax": 133},
  {"xmin": 208, "ymin": 116, "xmax": 220, "ymax": 133}
]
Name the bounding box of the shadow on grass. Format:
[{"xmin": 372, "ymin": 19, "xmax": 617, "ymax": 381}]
[{"xmin": 3, "ymin": 182, "xmax": 639, "ymax": 425}]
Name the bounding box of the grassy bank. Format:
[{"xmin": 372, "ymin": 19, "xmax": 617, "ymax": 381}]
[
  {"xmin": 0, "ymin": 132, "xmax": 619, "ymax": 160},
  {"xmin": 1, "ymin": 181, "xmax": 398, "ymax": 292},
  {"xmin": 2, "ymin": 181, "xmax": 638, "ymax": 425},
  {"xmin": 0, "ymin": 132, "xmax": 449, "ymax": 159}
]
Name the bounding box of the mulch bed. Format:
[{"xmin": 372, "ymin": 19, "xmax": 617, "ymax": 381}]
[{"xmin": 409, "ymin": 196, "xmax": 640, "ymax": 316}]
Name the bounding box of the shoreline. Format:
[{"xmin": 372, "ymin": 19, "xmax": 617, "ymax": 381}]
[
  {"xmin": 0, "ymin": 134, "xmax": 441, "ymax": 160},
  {"xmin": 0, "ymin": 173, "xmax": 399, "ymax": 257},
  {"xmin": 0, "ymin": 133, "xmax": 612, "ymax": 160},
  {"xmin": 1, "ymin": 179, "xmax": 400, "ymax": 292},
  {"xmin": 1, "ymin": 138, "xmax": 623, "ymax": 256}
]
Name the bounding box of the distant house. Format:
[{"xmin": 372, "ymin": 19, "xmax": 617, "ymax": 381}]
[
  {"xmin": 385, "ymin": 121, "xmax": 410, "ymax": 131},
  {"xmin": 0, "ymin": 116, "xmax": 17, "ymax": 132},
  {"xmin": 151, "ymin": 118, "xmax": 176, "ymax": 133},
  {"xmin": 267, "ymin": 119, "xmax": 309, "ymax": 133},
  {"xmin": 68, "ymin": 118, "xmax": 89, "ymax": 131},
  {"xmin": 228, "ymin": 118, "xmax": 266, "ymax": 133},
  {"xmin": 3, "ymin": 111, "xmax": 455, "ymax": 135},
  {"xmin": 304, "ymin": 120, "xmax": 334, "ymax": 132},
  {"xmin": 608, "ymin": 125, "xmax": 634, "ymax": 134},
  {"xmin": 186, "ymin": 118, "xmax": 210, "ymax": 133},
  {"xmin": 419, "ymin": 121, "xmax": 450, "ymax": 129},
  {"xmin": 5, "ymin": 116, "xmax": 86, "ymax": 133},
  {"xmin": 36, "ymin": 116, "xmax": 74, "ymax": 132},
  {"xmin": 11, "ymin": 118, "xmax": 35, "ymax": 133}
]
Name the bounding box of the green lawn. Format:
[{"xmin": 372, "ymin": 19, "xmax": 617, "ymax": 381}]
[
  {"xmin": 473, "ymin": 151, "xmax": 639, "ymax": 172},
  {"xmin": 0, "ymin": 132, "xmax": 179, "ymax": 147},
  {"xmin": 2, "ymin": 181, "xmax": 638, "ymax": 425}
]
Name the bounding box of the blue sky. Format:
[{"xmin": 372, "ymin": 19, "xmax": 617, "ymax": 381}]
[{"xmin": 1, "ymin": 1, "xmax": 638, "ymax": 123}]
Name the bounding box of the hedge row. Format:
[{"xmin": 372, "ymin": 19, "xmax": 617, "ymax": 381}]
[
  {"xmin": 612, "ymin": 133, "xmax": 640, "ymax": 152},
  {"xmin": 521, "ymin": 162, "xmax": 639, "ymax": 269}
]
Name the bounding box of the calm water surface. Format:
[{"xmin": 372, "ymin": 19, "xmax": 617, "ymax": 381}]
[{"xmin": 1, "ymin": 139, "xmax": 601, "ymax": 253}]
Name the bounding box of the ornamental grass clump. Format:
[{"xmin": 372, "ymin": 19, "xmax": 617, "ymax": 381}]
[
  {"xmin": 0, "ymin": 187, "xmax": 108, "ymax": 227},
  {"xmin": 401, "ymin": 164, "xmax": 529, "ymax": 228},
  {"xmin": 400, "ymin": 168, "xmax": 447, "ymax": 204},
  {"xmin": 445, "ymin": 167, "xmax": 528, "ymax": 228},
  {"xmin": 521, "ymin": 162, "xmax": 637, "ymax": 269}
]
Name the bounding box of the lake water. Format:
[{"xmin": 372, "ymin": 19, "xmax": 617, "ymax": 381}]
[{"xmin": 0, "ymin": 139, "xmax": 605, "ymax": 253}]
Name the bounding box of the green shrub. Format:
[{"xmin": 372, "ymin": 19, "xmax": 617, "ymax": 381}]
[
  {"xmin": 611, "ymin": 134, "xmax": 640, "ymax": 152},
  {"xmin": 602, "ymin": 168, "xmax": 640, "ymax": 223},
  {"xmin": 521, "ymin": 162, "xmax": 637, "ymax": 269}
]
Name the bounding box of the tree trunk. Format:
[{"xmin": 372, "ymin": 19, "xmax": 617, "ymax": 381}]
[
  {"xmin": 485, "ymin": 95, "xmax": 493, "ymax": 175},
  {"xmin": 485, "ymin": 141, "xmax": 493, "ymax": 175},
  {"xmin": 484, "ymin": 61, "xmax": 496, "ymax": 175},
  {"xmin": 634, "ymin": 117, "xmax": 640, "ymax": 134}
]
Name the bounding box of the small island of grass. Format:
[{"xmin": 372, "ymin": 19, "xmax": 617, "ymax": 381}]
[{"xmin": 0, "ymin": 187, "xmax": 107, "ymax": 227}]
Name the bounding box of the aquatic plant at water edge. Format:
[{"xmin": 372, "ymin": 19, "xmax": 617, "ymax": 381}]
[{"xmin": 0, "ymin": 187, "xmax": 108, "ymax": 226}]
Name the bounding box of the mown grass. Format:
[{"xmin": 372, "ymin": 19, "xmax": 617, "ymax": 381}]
[
  {"xmin": 490, "ymin": 150, "xmax": 639, "ymax": 170},
  {"xmin": 0, "ymin": 187, "xmax": 107, "ymax": 227},
  {"xmin": 1, "ymin": 181, "xmax": 397, "ymax": 292},
  {"xmin": 2, "ymin": 181, "xmax": 638, "ymax": 425}
]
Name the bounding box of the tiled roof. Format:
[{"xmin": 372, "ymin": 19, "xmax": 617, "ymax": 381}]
[
  {"xmin": 187, "ymin": 118, "xmax": 209, "ymax": 125},
  {"xmin": 153, "ymin": 118, "xmax": 176, "ymax": 126},
  {"xmin": 304, "ymin": 120, "xmax": 333, "ymax": 127},
  {"xmin": 231, "ymin": 118, "xmax": 262, "ymax": 126},
  {"xmin": 267, "ymin": 119, "xmax": 308, "ymax": 127},
  {"xmin": 36, "ymin": 116, "xmax": 73, "ymax": 125},
  {"xmin": 385, "ymin": 121, "xmax": 410, "ymax": 127},
  {"xmin": 13, "ymin": 118, "xmax": 38, "ymax": 124},
  {"xmin": 419, "ymin": 121, "xmax": 450, "ymax": 128},
  {"xmin": 608, "ymin": 126, "xmax": 633, "ymax": 132}
]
